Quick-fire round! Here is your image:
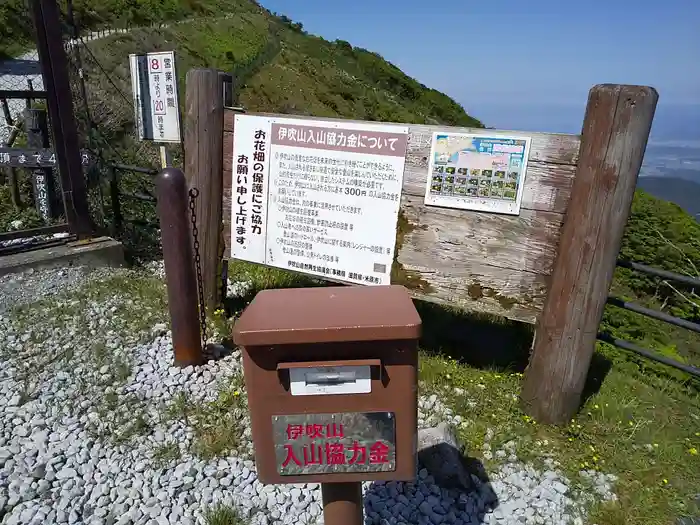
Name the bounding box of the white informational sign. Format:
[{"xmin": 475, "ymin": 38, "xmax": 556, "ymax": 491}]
[
  {"xmin": 423, "ymin": 132, "xmax": 532, "ymax": 215},
  {"xmin": 231, "ymin": 114, "xmax": 409, "ymax": 286},
  {"xmin": 129, "ymin": 51, "xmax": 181, "ymax": 143}
]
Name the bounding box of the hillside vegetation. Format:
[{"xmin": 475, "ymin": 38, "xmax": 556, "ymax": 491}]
[
  {"xmin": 638, "ymin": 176, "xmax": 700, "ymax": 218},
  {"xmin": 2, "ymin": 0, "xmax": 697, "ymax": 368},
  {"xmin": 0, "ymin": 0, "xmax": 246, "ymax": 58}
]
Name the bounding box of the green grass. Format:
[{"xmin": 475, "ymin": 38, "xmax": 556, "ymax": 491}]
[
  {"xmin": 151, "ymin": 442, "xmax": 182, "ymax": 467},
  {"xmin": 162, "ymin": 373, "xmax": 250, "ymax": 460},
  {"xmin": 204, "ymin": 504, "xmax": 247, "ymax": 525},
  {"xmin": 229, "ymin": 259, "xmax": 700, "ymax": 525},
  {"xmin": 3, "ymin": 269, "xmax": 170, "ymax": 446}
]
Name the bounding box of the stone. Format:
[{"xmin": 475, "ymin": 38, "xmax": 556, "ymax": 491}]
[{"xmin": 417, "ymin": 423, "xmax": 475, "ymax": 492}]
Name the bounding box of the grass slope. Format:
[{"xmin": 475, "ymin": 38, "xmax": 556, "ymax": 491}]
[{"xmin": 76, "ymin": 1, "xmax": 481, "ymax": 166}]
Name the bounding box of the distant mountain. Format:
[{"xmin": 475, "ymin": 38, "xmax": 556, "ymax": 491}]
[{"xmin": 637, "ymin": 176, "xmax": 700, "ymax": 219}]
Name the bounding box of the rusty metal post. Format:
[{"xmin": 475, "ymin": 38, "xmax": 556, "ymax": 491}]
[
  {"xmin": 155, "ymin": 168, "xmax": 203, "ymax": 367},
  {"xmin": 321, "ymin": 482, "xmax": 363, "ymax": 525}
]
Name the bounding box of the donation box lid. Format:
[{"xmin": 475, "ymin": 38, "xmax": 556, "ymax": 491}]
[{"xmin": 232, "ymin": 285, "xmax": 421, "ymax": 347}]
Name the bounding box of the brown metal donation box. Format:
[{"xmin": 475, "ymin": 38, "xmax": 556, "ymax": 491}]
[{"xmin": 232, "ymin": 285, "xmax": 421, "ymax": 485}]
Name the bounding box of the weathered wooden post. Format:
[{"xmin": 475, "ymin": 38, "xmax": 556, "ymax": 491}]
[
  {"xmin": 29, "ymin": 0, "xmax": 93, "ymax": 238},
  {"xmin": 184, "ymin": 68, "xmax": 225, "ymax": 312},
  {"xmin": 155, "ymin": 167, "xmax": 204, "ymax": 367},
  {"xmin": 520, "ymin": 84, "xmax": 658, "ymax": 424}
]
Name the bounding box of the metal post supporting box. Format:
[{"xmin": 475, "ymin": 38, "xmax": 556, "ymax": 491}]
[{"xmin": 233, "ymin": 285, "xmax": 421, "ymax": 485}]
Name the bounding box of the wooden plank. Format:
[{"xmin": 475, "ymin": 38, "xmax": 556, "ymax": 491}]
[
  {"xmin": 223, "ymin": 128, "xmax": 573, "ymax": 242},
  {"xmin": 399, "ymin": 257, "xmax": 548, "ymax": 324},
  {"xmin": 184, "ymin": 69, "xmax": 226, "ymax": 311},
  {"xmin": 400, "ymin": 194, "xmax": 565, "ymax": 276},
  {"xmin": 0, "ymin": 223, "xmax": 69, "ymax": 242},
  {"xmin": 221, "ymin": 110, "xmax": 578, "ymax": 324},
  {"xmin": 403, "ymin": 161, "xmax": 575, "ymax": 214},
  {"xmin": 224, "ymin": 110, "xmax": 581, "ymax": 165},
  {"xmin": 521, "ymin": 84, "xmax": 658, "ymax": 424}
]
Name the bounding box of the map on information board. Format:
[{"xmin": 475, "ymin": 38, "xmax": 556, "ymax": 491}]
[{"xmin": 423, "ymin": 132, "xmax": 531, "ymax": 215}]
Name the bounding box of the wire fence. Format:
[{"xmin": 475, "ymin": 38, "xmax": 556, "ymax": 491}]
[{"xmin": 0, "ymin": 6, "xmax": 65, "ymax": 242}]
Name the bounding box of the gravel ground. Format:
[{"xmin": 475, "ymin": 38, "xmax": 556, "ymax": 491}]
[{"xmin": 0, "ymin": 264, "xmax": 617, "ymax": 525}]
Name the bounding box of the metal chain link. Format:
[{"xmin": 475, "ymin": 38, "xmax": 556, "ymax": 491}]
[{"xmin": 188, "ymin": 188, "xmax": 207, "ymax": 344}]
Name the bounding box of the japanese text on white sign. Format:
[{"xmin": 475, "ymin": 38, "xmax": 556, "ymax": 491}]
[
  {"xmin": 231, "ymin": 115, "xmax": 409, "ymax": 286},
  {"xmin": 129, "ymin": 51, "xmax": 181, "ymax": 143}
]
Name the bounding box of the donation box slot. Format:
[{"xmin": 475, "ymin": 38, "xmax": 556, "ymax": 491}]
[
  {"xmin": 278, "ymin": 359, "xmax": 382, "ymax": 396},
  {"xmin": 233, "ymin": 285, "xmax": 421, "ymax": 485}
]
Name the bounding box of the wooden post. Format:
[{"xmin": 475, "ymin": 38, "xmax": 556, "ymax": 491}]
[
  {"xmin": 29, "ymin": 0, "xmax": 93, "ymax": 238},
  {"xmin": 7, "ymin": 168, "xmax": 21, "ymax": 210},
  {"xmin": 184, "ymin": 68, "xmax": 225, "ymax": 312},
  {"xmin": 520, "ymin": 84, "xmax": 658, "ymax": 425}
]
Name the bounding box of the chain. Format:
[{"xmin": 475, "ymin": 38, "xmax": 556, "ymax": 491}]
[{"xmin": 188, "ymin": 188, "xmax": 207, "ymax": 344}]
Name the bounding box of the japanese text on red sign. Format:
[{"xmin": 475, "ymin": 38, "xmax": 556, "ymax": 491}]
[{"xmin": 280, "ymin": 423, "xmax": 391, "ymax": 468}]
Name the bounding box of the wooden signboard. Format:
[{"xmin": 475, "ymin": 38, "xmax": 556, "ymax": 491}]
[{"xmin": 223, "ymin": 111, "xmax": 580, "ymax": 324}]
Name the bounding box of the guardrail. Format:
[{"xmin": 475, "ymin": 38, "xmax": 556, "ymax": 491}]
[
  {"xmin": 106, "ymin": 163, "xmax": 159, "ymax": 237},
  {"xmin": 598, "ymin": 259, "xmax": 700, "ymax": 378}
]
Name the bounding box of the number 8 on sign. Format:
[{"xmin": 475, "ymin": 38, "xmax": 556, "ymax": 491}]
[{"xmin": 150, "ymin": 58, "xmax": 160, "ymax": 71}]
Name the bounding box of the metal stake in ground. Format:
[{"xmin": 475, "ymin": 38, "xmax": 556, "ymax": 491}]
[
  {"xmin": 155, "ymin": 167, "xmax": 204, "ymax": 367},
  {"xmin": 321, "ymin": 482, "xmax": 364, "ymax": 525}
]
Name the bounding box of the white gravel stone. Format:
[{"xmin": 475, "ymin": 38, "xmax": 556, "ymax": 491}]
[{"xmin": 0, "ymin": 264, "xmax": 619, "ymax": 525}]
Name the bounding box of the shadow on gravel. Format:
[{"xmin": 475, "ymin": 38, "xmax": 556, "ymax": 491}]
[{"xmin": 363, "ymin": 443, "xmax": 498, "ymax": 524}]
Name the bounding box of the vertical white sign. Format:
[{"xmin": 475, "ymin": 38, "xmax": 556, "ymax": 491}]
[
  {"xmin": 231, "ymin": 114, "xmax": 409, "ymax": 286},
  {"xmin": 129, "ymin": 51, "xmax": 181, "ymax": 143},
  {"xmin": 231, "ymin": 116, "xmax": 272, "ymax": 263}
]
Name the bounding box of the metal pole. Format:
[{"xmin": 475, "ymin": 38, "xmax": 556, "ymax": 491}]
[
  {"xmin": 108, "ymin": 166, "xmax": 122, "ymax": 237},
  {"xmin": 321, "ymin": 482, "xmax": 363, "ymax": 525},
  {"xmin": 155, "ymin": 168, "xmax": 203, "ymax": 367}
]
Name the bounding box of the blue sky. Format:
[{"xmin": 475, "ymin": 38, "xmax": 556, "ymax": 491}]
[{"xmin": 258, "ymin": 0, "xmax": 700, "ymax": 139}]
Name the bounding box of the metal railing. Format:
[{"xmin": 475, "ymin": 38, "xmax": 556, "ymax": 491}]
[
  {"xmin": 598, "ymin": 259, "xmax": 700, "ymax": 378},
  {"xmin": 106, "ymin": 163, "xmax": 159, "ymax": 237}
]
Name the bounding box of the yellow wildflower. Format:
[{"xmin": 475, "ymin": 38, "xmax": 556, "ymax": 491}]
[{"xmin": 689, "ymin": 448, "xmax": 698, "ymax": 456}]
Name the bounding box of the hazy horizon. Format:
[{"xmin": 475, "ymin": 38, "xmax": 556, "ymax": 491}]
[{"xmin": 259, "ymin": 0, "xmax": 700, "ymax": 184}]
